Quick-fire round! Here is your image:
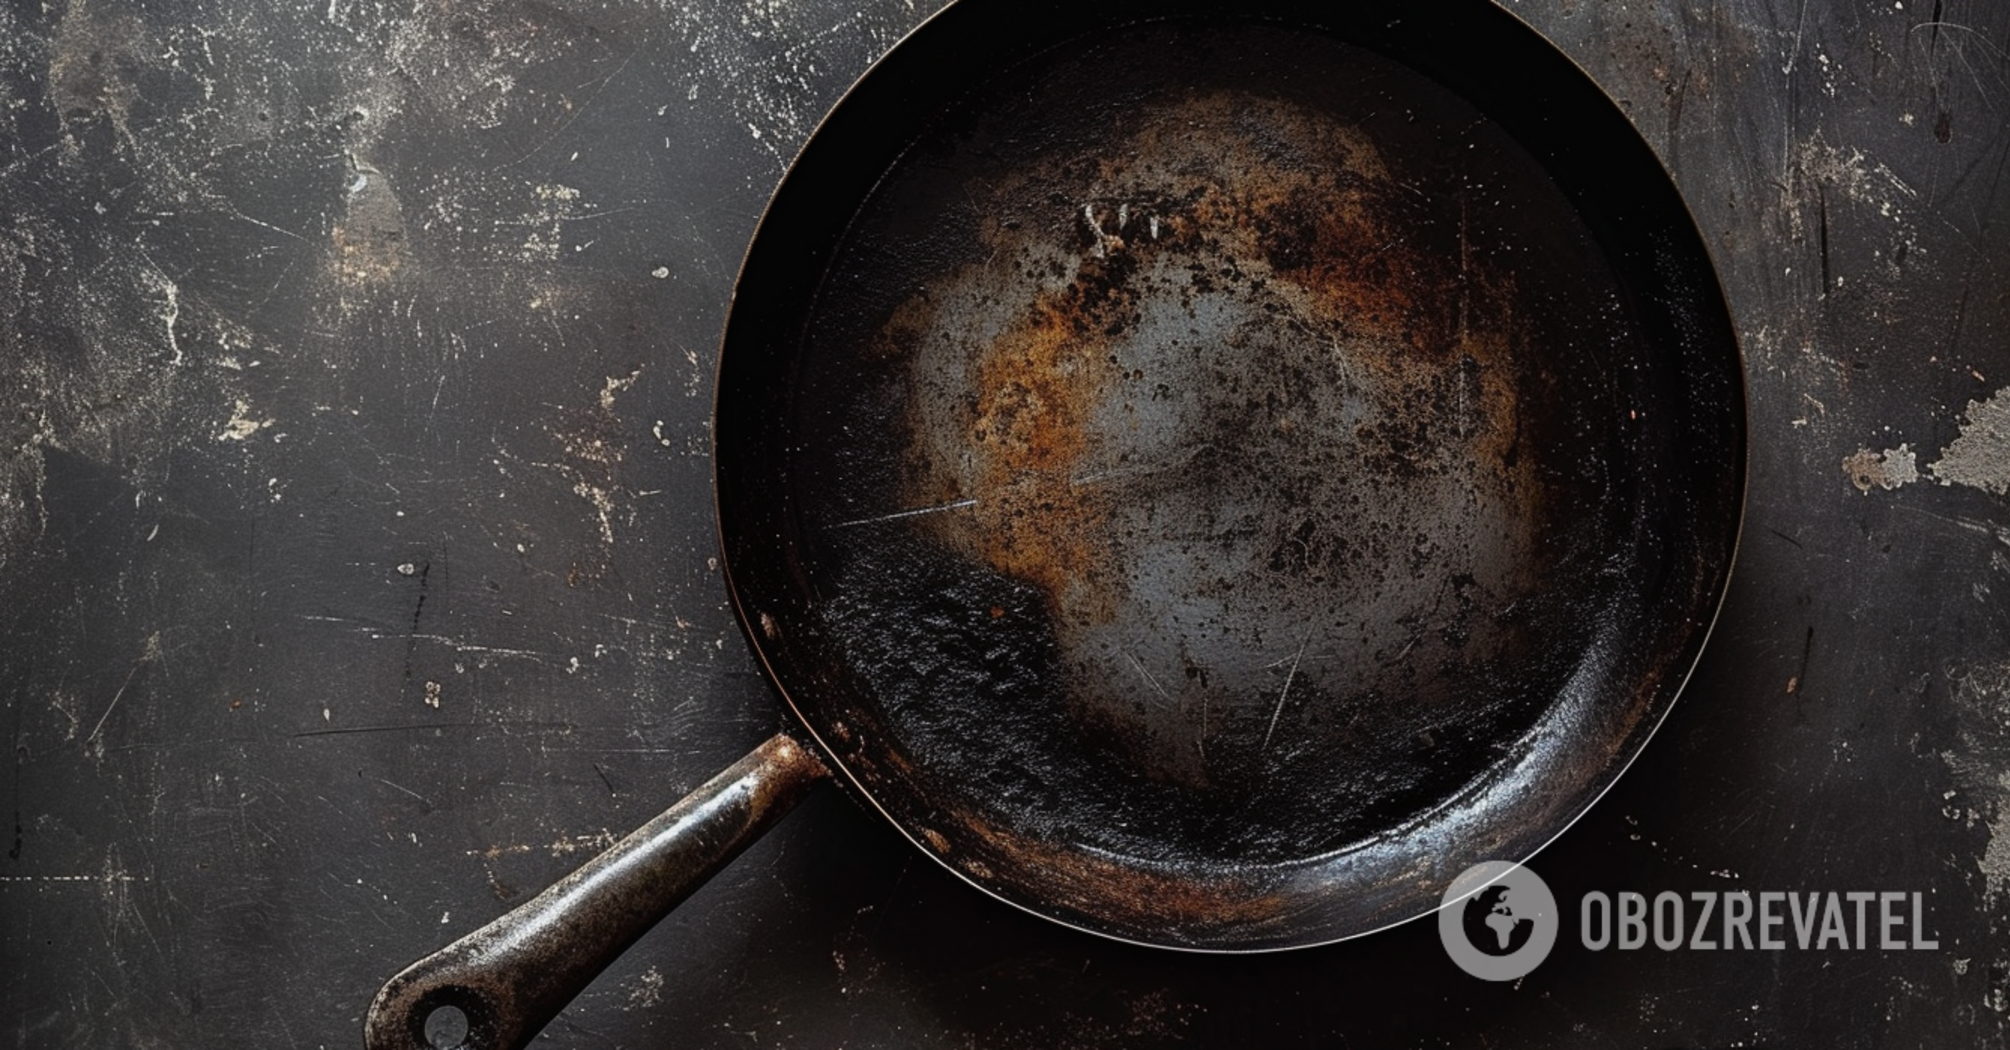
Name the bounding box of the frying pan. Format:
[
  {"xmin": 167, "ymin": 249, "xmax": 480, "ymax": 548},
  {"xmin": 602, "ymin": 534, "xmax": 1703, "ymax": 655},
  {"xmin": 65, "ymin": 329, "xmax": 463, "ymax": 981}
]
[{"xmin": 365, "ymin": 1, "xmax": 1745, "ymax": 1047}]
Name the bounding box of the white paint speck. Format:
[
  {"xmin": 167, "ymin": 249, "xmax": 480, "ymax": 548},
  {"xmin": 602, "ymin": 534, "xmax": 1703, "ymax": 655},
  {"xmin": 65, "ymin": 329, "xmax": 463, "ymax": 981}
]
[
  {"xmin": 218, "ymin": 399, "xmax": 274, "ymax": 442},
  {"xmin": 625, "ymin": 966, "xmax": 665, "ymax": 1010},
  {"xmin": 600, "ymin": 369, "xmax": 641, "ymax": 411}
]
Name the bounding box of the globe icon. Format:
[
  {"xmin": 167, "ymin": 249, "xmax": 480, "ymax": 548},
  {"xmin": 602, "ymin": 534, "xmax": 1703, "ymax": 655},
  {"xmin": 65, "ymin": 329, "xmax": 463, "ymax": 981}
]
[
  {"xmin": 1439, "ymin": 861, "xmax": 1559, "ymax": 980},
  {"xmin": 1460, "ymin": 884, "xmax": 1535, "ymax": 957}
]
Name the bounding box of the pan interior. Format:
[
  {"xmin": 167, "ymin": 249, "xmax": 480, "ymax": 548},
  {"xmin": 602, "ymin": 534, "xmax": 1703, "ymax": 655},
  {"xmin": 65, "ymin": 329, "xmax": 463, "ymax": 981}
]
[{"xmin": 723, "ymin": 9, "xmax": 1737, "ymax": 945}]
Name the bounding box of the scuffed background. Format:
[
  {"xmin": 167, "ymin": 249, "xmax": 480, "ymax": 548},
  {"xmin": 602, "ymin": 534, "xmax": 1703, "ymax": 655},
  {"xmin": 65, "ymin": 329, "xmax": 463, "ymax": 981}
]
[{"xmin": 2, "ymin": 1, "xmax": 2006, "ymax": 1046}]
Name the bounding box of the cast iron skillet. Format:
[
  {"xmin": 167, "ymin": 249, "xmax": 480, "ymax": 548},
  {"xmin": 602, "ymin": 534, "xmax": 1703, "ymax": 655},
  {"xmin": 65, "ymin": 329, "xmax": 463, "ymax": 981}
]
[{"xmin": 366, "ymin": 1, "xmax": 1745, "ymax": 1047}]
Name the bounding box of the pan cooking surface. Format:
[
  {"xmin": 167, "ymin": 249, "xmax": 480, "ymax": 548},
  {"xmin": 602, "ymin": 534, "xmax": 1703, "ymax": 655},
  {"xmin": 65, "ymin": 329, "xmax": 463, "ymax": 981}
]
[
  {"xmin": 717, "ymin": 5, "xmax": 1741, "ymax": 946},
  {"xmin": 799, "ymin": 23, "xmax": 1630, "ymax": 858}
]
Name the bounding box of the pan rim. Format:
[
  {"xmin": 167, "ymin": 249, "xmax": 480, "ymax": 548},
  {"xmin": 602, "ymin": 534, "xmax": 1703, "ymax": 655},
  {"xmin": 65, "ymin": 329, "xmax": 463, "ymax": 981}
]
[{"xmin": 711, "ymin": 0, "xmax": 1749, "ymax": 953}]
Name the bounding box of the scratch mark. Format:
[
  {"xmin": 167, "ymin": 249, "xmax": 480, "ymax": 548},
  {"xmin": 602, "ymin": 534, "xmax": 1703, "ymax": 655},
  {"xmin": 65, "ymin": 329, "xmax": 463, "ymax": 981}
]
[
  {"xmin": 505, "ymin": 46, "xmax": 638, "ymax": 168},
  {"xmin": 231, "ymin": 210, "xmax": 311, "ymax": 244},
  {"xmin": 99, "ymin": 737, "xmax": 257, "ymax": 755},
  {"xmin": 1909, "ymin": 18, "xmax": 2010, "ymax": 88},
  {"xmin": 830, "ymin": 498, "xmax": 978, "ymax": 529},
  {"xmin": 1458, "ymin": 190, "xmax": 1470, "ymax": 348},
  {"xmin": 1947, "ymin": 282, "xmax": 1973, "ymax": 360},
  {"xmin": 1262, "ymin": 630, "xmax": 1313, "ymax": 752},
  {"xmin": 313, "ymin": 623, "xmax": 558, "ymax": 661},
  {"xmin": 10, "ymin": 683, "xmax": 22, "ymax": 860},
  {"xmin": 291, "ymin": 722, "xmax": 482, "ymax": 739},
  {"xmin": 1124, "ymin": 653, "xmax": 1174, "ymax": 709},
  {"xmin": 1068, "ymin": 444, "xmax": 1210, "ymax": 488},
  {"xmin": 85, "ymin": 662, "xmax": 142, "ymax": 750},
  {"xmin": 1789, "ymin": 625, "xmax": 1815, "ymax": 695},
  {"xmin": 1783, "ymin": 0, "xmax": 1813, "ymax": 76},
  {"xmin": 403, "ymin": 635, "xmax": 554, "ymax": 660},
  {"xmin": 301, "ymin": 613, "xmax": 384, "ymax": 629},
  {"xmin": 1893, "ymin": 503, "xmax": 2010, "ymax": 548},
  {"xmin": 401, "ymin": 560, "xmax": 430, "ymax": 685},
  {"xmin": 1669, "ymin": 66, "xmax": 1693, "ymax": 135},
  {"xmin": 1198, "ymin": 685, "xmax": 1209, "ymax": 763},
  {"xmin": 1766, "ymin": 527, "xmax": 1805, "ymax": 549},
  {"xmin": 1816, "ymin": 183, "xmax": 1831, "ymax": 292},
  {"xmin": 372, "ymin": 776, "xmax": 431, "ymax": 805},
  {"xmin": 0, "ymin": 873, "xmax": 146, "ymax": 883}
]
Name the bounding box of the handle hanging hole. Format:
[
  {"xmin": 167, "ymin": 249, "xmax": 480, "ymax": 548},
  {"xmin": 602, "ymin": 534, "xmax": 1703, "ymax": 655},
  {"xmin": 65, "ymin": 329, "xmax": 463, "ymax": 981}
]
[{"xmin": 423, "ymin": 1004, "xmax": 469, "ymax": 1049}]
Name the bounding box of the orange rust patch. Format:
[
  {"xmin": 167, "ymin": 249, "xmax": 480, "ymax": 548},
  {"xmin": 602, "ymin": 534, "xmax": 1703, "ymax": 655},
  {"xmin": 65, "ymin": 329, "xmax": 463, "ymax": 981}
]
[
  {"xmin": 951, "ymin": 274, "xmax": 1134, "ymax": 620},
  {"xmin": 884, "ymin": 89, "xmax": 1538, "ymax": 621}
]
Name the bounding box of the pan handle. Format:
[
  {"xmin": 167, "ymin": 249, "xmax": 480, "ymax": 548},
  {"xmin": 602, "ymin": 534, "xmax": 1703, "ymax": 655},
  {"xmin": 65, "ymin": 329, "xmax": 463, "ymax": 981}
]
[{"xmin": 362, "ymin": 733, "xmax": 830, "ymax": 1050}]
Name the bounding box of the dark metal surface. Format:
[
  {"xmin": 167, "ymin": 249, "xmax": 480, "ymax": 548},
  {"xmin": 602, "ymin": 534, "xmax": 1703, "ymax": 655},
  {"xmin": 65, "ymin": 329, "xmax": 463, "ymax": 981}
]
[
  {"xmin": 719, "ymin": 0, "xmax": 1742, "ymax": 948},
  {"xmin": 363, "ymin": 5, "xmax": 1746, "ymax": 1034},
  {"xmin": 364, "ymin": 734, "xmax": 826, "ymax": 1050},
  {"xmin": 3, "ymin": 0, "xmax": 2008, "ymax": 1047}
]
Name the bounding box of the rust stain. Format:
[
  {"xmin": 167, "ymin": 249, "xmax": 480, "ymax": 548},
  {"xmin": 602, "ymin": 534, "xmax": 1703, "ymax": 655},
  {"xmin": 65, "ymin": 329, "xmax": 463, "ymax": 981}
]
[
  {"xmin": 884, "ymin": 91, "xmax": 1533, "ymax": 623},
  {"xmin": 957, "ymin": 267, "xmax": 1134, "ymax": 620}
]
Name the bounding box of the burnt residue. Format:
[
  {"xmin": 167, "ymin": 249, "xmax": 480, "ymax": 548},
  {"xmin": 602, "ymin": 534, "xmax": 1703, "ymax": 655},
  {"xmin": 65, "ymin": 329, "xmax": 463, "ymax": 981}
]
[
  {"xmin": 883, "ymin": 90, "xmax": 1544, "ymax": 639},
  {"xmin": 799, "ymin": 26, "xmax": 1628, "ymax": 849},
  {"xmin": 719, "ymin": 7, "xmax": 1741, "ymax": 947}
]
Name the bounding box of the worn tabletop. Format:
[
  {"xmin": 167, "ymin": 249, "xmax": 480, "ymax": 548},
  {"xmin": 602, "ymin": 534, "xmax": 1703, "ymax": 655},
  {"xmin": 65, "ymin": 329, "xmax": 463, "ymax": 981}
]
[{"xmin": 3, "ymin": 0, "xmax": 2008, "ymax": 1047}]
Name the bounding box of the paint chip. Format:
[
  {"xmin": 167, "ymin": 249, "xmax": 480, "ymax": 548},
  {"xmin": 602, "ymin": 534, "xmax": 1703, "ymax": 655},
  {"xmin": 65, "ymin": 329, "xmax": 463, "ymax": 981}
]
[
  {"xmin": 1842, "ymin": 444, "xmax": 1917, "ymax": 492},
  {"xmin": 1932, "ymin": 390, "xmax": 2010, "ymax": 496},
  {"xmin": 1947, "ymin": 660, "xmax": 2010, "ymax": 906}
]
